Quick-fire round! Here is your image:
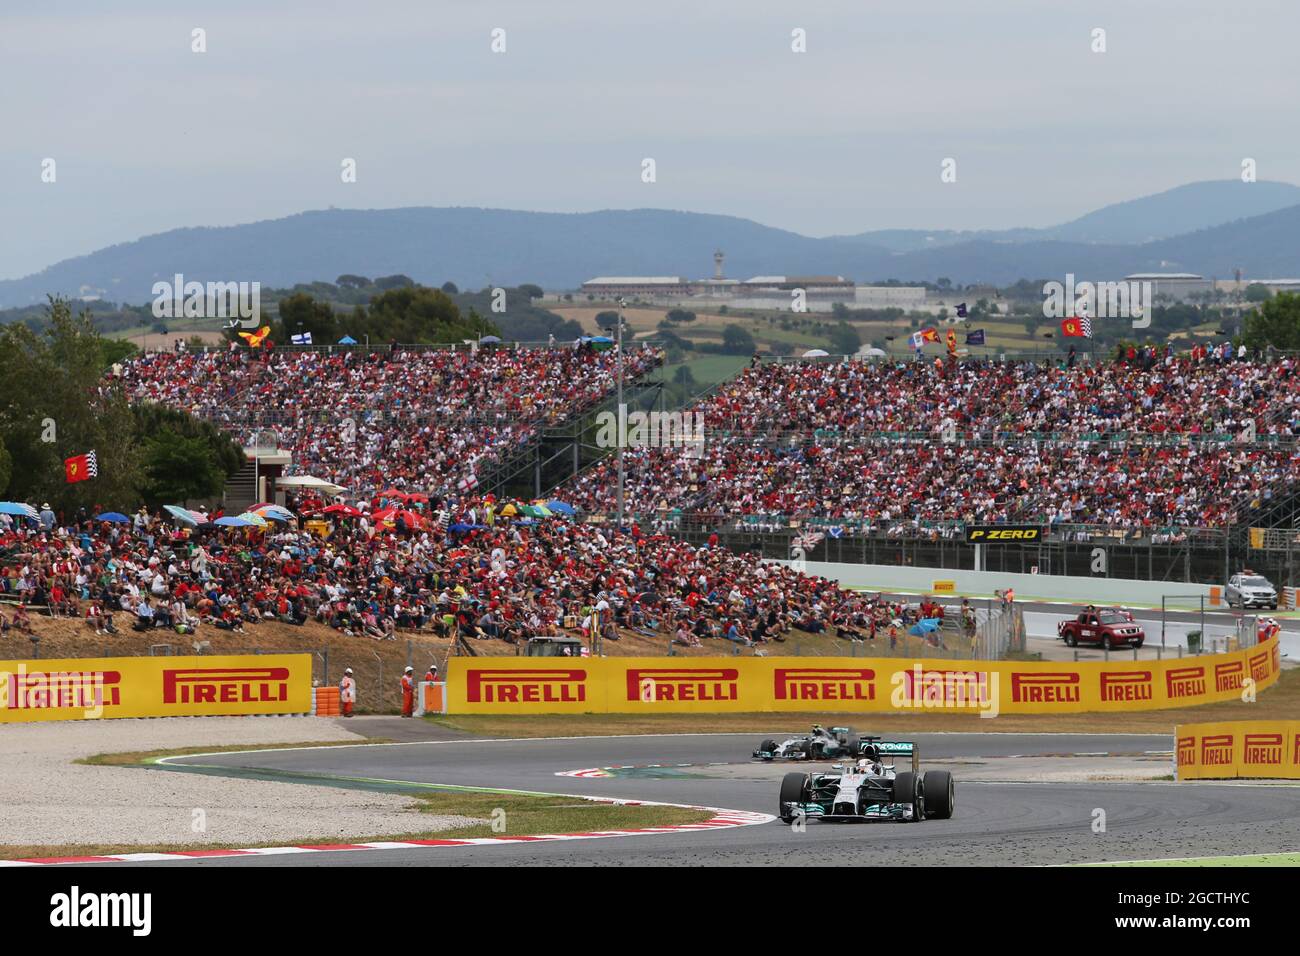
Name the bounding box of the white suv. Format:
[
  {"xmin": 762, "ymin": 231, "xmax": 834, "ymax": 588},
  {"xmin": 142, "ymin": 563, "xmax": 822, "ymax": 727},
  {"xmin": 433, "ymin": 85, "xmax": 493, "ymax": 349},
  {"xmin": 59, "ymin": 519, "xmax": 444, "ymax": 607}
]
[{"xmin": 1225, "ymin": 572, "xmax": 1278, "ymax": 610}]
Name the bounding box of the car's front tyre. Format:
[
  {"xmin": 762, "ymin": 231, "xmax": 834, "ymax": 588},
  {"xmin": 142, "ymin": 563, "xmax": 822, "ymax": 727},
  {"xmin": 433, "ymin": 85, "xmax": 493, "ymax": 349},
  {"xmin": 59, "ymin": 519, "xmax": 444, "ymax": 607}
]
[
  {"xmin": 923, "ymin": 770, "xmax": 954, "ymax": 819},
  {"xmin": 892, "ymin": 771, "xmax": 924, "ymax": 821},
  {"xmin": 779, "ymin": 772, "xmax": 808, "ymax": 824}
]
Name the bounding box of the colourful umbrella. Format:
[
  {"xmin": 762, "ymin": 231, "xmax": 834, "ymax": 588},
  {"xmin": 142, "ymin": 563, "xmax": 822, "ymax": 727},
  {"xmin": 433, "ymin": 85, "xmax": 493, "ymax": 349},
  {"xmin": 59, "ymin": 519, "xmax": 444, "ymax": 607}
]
[{"xmin": 164, "ymin": 504, "xmax": 202, "ymax": 526}]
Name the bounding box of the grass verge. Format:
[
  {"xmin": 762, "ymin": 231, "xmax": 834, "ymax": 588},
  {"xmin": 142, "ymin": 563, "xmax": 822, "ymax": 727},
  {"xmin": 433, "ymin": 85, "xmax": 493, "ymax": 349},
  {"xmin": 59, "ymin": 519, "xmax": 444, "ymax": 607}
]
[{"xmin": 1081, "ymin": 852, "xmax": 1300, "ymax": 867}]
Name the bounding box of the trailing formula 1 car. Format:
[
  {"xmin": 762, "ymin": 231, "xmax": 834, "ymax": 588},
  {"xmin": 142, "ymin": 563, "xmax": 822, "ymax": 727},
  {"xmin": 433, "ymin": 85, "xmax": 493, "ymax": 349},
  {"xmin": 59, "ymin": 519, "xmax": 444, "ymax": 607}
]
[
  {"xmin": 753, "ymin": 725, "xmax": 877, "ymax": 761},
  {"xmin": 777, "ymin": 739, "xmax": 954, "ymax": 823}
]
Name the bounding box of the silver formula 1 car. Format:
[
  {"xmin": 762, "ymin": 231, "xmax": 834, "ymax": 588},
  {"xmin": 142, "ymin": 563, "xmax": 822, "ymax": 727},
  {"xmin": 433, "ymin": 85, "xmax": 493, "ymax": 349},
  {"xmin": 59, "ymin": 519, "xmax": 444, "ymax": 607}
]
[
  {"xmin": 777, "ymin": 739, "xmax": 954, "ymax": 823},
  {"xmin": 753, "ymin": 725, "xmax": 874, "ymax": 761}
]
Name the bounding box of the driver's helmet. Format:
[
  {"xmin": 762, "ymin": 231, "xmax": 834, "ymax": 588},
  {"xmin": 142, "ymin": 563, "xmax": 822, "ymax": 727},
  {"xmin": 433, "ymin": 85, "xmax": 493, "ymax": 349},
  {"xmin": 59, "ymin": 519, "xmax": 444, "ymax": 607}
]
[
  {"xmin": 812, "ymin": 724, "xmax": 827, "ymax": 736},
  {"xmin": 856, "ymin": 758, "xmax": 871, "ymax": 771},
  {"xmin": 859, "ymin": 743, "xmax": 880, "ymax": 762}
]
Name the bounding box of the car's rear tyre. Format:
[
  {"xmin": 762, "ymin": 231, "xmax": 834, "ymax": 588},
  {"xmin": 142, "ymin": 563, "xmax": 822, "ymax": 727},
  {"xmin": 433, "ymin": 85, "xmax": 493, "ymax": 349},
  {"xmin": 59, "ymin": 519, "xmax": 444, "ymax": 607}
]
[
  {"xmin": 923, "ymin": 770, "xmax": 954, "ymax": 819},
  {"xmin": 1102, "ymin": 634, "xmax": 1113, "ymax": 651},
  {"xmin": 841, "ymin": 734, "xmax": 860, "ymax": 756},
  {"xmin": 1064, "ymin": 632, "xmax": 1077, "ymax": 647},
  {"xmin": 892, "ymin": 771, "xmax": 923, "ymax": 821},
  {"xmin": 779, "ymin": 772, "xmax": 808, "ymax": 824}
]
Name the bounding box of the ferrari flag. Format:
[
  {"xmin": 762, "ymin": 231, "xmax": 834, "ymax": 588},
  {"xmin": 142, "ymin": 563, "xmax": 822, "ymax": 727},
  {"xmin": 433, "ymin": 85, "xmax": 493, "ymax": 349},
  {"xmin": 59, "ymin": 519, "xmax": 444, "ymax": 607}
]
[
  {"xmin": 1061, "ymin": 316, "xmax": 1093, "ymax": 338},
  {"xmin": 64, "ymin": 450, "xmax": 98, "ymax": 483}
]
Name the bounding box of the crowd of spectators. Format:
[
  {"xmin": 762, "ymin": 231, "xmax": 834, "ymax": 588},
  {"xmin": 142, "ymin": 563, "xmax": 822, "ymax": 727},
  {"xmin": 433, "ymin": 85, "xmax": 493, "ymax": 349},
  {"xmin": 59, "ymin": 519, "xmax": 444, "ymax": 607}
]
[
  {"xmin": 0, "ymin": 499, "xmax": 899, "ymax": 650},
  {"xmin": 692, "ymin": 353, "xmax": 1300, "ymax": 439},
  {"xmin": 112, "ymin": 345, "xmax": 661, "ymax": 497},
  {"xmin": 562, "ymin": 355, "xmax": 1300, "ymax": 528}
]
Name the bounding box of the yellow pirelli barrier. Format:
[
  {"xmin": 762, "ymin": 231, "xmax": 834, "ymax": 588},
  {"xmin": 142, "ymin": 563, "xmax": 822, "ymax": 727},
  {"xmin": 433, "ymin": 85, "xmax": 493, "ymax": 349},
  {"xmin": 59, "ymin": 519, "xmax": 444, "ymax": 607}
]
[
  {"xmin": 0, "ymin": 654, "xmax": 313, "ymax": 723},
  {"xmin": 1176, "ymin": 720, "xmax": 1300, "ymax": 780},
  {"xmin": 446, "ymin": 636, "xmax": 1281, "ymax": 716}
]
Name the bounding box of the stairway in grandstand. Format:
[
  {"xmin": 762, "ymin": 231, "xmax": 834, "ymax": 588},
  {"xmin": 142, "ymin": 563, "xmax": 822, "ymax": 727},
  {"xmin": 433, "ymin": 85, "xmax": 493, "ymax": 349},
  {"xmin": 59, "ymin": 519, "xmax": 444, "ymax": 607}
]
[{"xmin": 222, "ymin": 457, "xmax": 259, "ymax": 514}]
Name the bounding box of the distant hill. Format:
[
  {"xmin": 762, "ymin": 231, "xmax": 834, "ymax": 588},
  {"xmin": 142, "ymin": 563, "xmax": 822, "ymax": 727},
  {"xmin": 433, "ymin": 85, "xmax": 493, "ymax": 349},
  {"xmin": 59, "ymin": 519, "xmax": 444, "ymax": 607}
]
[
  {"xmin": 3, "ymin": 180, "xmax": 1300, "ymax": 308},
  {"xmin": 839, "ymin": 180, "xmax": 1300, "ymax": 250}
]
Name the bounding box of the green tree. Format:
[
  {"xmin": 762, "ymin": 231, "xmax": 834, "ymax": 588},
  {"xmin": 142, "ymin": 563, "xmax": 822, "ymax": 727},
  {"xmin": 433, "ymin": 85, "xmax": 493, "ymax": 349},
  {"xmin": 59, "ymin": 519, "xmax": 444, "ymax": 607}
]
[
  {"xmin": 0, "ymin": 436, "xmax": 10, "ymax": 497},
  {"xmin": 440, "ymin": 281, "xmax": 460, "ymax": 295},
  {"xmin": 664, "ymin": 308, "xmax": 697, "ymax": 323},
  {"xmin": 828, "ymin": 321, "xmax": 861, "ymax": 355},
  {"xmin": 99, "ymin": 337, "xmax": 139, "ymax": 369},
  {"xmin": 517, "ymin": 283, "xmax": 543, "ymax": 300},
  {"xmin": 720, "ymin": 324, "xmax": 757, "ymax": 355},
  {"xmin": 341, "ymin": 286, "xmax": 495, "ymax": 343},
  {"xmin": 337, "ymin": 274, "xmax": 371, "ymax": 289},
  {"xmin": 1243, "ymin": 292, "xmax": 1300, "ymax": 351},
  {"xmin": 0, "ymin": 297, "xmax": 141, "ymax": 512},
  {"xmin": 275, "ymin": 292, "xmax": 338, "ymax": 344},
  {"xmin": 139, "ymin": 430, "xmax": 227, "ymax": 505},
  {"xmin": 1245, "ymin": 283, "xmax": 1273, "ymax": 303}
]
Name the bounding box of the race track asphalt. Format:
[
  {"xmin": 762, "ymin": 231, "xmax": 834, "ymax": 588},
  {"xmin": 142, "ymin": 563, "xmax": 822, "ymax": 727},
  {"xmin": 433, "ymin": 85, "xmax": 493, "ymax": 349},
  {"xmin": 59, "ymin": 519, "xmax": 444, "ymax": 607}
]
[{"xmin": 125, "ymin": 730, "xmax": 1300, "ymax": 867}]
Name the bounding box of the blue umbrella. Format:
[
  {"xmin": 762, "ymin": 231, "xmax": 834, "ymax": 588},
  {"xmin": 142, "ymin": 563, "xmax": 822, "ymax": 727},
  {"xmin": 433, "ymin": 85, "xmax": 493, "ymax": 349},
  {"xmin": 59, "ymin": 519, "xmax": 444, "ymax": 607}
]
[
  {"xmin": 908, "ymin": 618, "xmax": 942, "ymax": 637},
  {"xmin": 214, "ymin": 516, "xmax": 253, "ymax": 527},
  {"xmin": 337, "ymin": 335, "xmax": 358, "ymax": 345},
  {"xmin": 546, "ymin": 500, "xmax": 576, "ymax": 516},
  {"xmin": 94, "ymin": 512, "xmax": 130, "ymax": 523},
  {"xmin": 478, "ymin": 335, "xmax": 502, "ymax": 344},
  {"xmin": 0, "ymin": 502, "xmax": 38, "ymax": 519}
]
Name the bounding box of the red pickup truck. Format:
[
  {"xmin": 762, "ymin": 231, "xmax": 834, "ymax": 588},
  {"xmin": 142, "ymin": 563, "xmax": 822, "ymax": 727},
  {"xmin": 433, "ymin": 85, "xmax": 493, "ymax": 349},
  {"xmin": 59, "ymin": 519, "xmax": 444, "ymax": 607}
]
[{"xmin": 1057, "ymin": 608, "xmax": 1145, "ymax": 649}]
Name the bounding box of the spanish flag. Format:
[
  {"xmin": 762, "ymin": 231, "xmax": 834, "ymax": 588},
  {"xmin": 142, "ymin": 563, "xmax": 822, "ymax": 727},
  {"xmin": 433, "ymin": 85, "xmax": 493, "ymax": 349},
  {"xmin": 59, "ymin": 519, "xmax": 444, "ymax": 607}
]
[
  {"xmin": 238, "ymin": 325, "xmax": 272, "ymax": 348},
  {"xmin": 921, "ymin": 327, "xmax": 940, "ymax": 343}
]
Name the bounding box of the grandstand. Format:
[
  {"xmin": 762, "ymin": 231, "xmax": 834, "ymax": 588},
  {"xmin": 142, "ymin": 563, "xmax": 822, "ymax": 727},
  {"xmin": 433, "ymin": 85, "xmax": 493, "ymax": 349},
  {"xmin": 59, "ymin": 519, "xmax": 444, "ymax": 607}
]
[{"xmin": 80, "ymin": 340, "xmax": 1300, "ymax": 641}]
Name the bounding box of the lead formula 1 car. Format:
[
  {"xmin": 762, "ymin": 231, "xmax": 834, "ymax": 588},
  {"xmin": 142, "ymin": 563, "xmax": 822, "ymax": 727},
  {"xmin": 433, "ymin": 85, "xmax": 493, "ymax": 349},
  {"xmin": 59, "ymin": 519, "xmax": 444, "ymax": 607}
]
[
  {"xmin": 777, "ymin": 739, "xmax": 954, "ymax": 823},
  {"xmin": 753, "ymin": 725, "xmax": 876, "ymax": 761}
]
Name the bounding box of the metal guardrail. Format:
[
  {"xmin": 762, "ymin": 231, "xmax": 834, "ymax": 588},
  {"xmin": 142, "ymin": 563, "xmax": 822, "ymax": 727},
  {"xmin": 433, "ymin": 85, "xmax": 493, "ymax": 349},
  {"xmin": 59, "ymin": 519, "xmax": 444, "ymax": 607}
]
[{"xmin": 575, "ymin": 511, "xmax": 1235, "ymax": 544}]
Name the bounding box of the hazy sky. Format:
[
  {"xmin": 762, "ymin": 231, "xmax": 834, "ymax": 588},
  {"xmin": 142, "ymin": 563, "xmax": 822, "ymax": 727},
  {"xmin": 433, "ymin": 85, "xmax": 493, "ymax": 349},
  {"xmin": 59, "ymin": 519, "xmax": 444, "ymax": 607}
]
[{"xmin": 2, "ymin": 0, "xmax": 1297, "ymax": 279}]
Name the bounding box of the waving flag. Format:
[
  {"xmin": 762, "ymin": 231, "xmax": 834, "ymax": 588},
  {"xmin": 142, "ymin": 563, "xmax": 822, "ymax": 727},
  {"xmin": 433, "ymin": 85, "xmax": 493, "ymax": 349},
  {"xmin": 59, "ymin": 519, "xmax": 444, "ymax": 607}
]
[
  {"xmin": 965, "ymin": 329, "xmax": 986, "ymax": 346},
  {"xmin": 945, "ymin": 329, "xmax": 958, "ymax": 354},
  {"xmin": 64, "ymin": 450, "xmax": 98, "ymax": 483},
  {"xmin": 239, "ymin": 325, "xmax": 272, "ymax": 348},
  {"xmin": 1061, "ymin": 317, "xmax": 1093, "ymax": 338},
  {"xmin": 920, "ymin": 327, "xmax": 939, "ymax": 343},
  {"xmin": 291, "ymin": 331, "xmax": 313, "ymax": 345},
  {"xmin": 955, "ymin": 302, "xmax": 968, "ymax": 318}
]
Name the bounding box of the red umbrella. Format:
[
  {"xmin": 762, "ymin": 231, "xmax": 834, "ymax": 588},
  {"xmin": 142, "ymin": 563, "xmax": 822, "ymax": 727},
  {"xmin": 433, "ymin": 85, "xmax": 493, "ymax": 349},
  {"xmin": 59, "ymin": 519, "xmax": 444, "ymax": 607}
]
[
  {"xmin": 373, "ymin": 508, "xmax": 424, "ymax": 531},
  {"xmin": 322, "ymin": 504, "xmax": 362, "ymax": 518},
  {"xmin": 377, "ymin": 488, "xmax": 410, "ymax": 501}
]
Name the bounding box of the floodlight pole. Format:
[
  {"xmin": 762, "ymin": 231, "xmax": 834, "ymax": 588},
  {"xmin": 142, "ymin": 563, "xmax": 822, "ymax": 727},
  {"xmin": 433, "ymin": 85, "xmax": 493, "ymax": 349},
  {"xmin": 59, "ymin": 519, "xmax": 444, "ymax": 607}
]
[{"xmin": 617, "ymin": 297, "xmax": 626, "ymax": 528}]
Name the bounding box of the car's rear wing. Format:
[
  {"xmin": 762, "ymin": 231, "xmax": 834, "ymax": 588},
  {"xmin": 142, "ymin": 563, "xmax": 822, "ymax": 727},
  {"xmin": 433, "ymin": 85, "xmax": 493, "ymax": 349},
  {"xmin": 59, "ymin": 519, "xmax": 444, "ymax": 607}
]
[{"xmin": 864, "ymin": 737, "xmax": 919, "ymax": 774}]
